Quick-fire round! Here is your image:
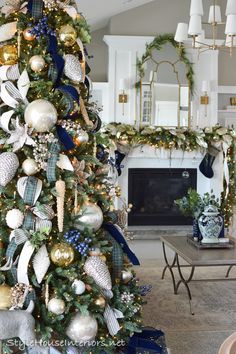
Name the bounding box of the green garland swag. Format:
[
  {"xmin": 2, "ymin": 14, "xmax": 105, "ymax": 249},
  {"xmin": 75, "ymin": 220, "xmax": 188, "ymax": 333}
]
[
  {"xmin": 136, "ymin": 33, "xmax": 194, "ymax": 94},
  {"xmin": 104, "ymin": 123, "xmax": 236, "ymax": 227}
]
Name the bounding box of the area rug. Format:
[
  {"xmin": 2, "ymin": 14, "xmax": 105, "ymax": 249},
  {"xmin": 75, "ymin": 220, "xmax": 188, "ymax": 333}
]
[{"xmin": 136, "ymin": 264, "xmax": 236, "ymax": 354}]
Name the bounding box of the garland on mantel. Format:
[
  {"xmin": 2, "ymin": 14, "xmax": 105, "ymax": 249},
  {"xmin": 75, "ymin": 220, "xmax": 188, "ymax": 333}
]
[{"xmin": 103, "ymin": 123, "xmax": 236, "ymax": 227}]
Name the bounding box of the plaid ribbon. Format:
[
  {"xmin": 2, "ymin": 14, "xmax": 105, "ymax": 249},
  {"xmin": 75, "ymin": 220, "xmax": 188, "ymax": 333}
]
[
  {"xmin": 23, "ymin": 211, "xmax": 35, "ymax": 231},
  {"xmin": 48, "ymin": 63, "xmax": 58, "ymax": 84},
  {"xmin": 105, "ymin": 232, "xmax": 123, "ymax": 282},
  {"xmin": 23, "ymin": 176, "xmax": 38, "ymax": 206},
  {"xmin": 57, "ymin": 87, "xmax": 76, "ymax": 117},
  {"xmin": 10, "ymin": 266, "xmax": 17, "ymax": 284},
  {"xmin": 31, "ymin": 0, "xmax": 44, "ymax": 19},
  {"xmin": 25, "ymin": 290, "xmax": 36, "ymax": 307},
  {"xmin": 46, "ymin": 142, "xmax": 61, "ymax": 183},
  {"xmin": 6, "ymin": 240, "xmax": 17, "ymax": 260}
]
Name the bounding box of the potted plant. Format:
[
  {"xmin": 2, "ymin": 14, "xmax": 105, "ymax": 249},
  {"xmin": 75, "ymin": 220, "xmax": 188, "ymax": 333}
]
[{"xmin": 175, "ymin": 189, "xmax": 221, "ymax": 240}]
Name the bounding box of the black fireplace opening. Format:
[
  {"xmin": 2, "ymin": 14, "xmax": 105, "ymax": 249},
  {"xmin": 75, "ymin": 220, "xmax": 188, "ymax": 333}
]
[{"xmin": 128, "ymin": 168, "xmax": 197, "ymax": 226}]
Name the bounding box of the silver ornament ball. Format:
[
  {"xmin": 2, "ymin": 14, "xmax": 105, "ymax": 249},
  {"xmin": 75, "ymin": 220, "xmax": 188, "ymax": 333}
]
[
  {"xmin": 22, "ymin": 158, "xmax": 38, "ymax": 176},
  {"xmin": 6, "ymin": 209, "xmax": 24, "ymax": 229},
  {"xmin": 24, "ymin": 99, "xmax": 57, "ymax": 133},
  {"xmin": 74, "ymin": 130, "xmax": 89, "ymax": 146},
  {"xmin": 48, "ymin": 298, "xmax": 65, "ymax": 315},
  {"xmin": 121, "ymin": 270, "xmax": 133, "ymax": 284},
  {"xmin": 66, "ymin": 312, "xmax": 98, "ymax": 343},
  {"xmin": 29, "ymin": 55, "xmax": 45, "ymax": 72},
  {"xmin": 72, "ymin": 279, "xmax": 86, "ymax": 295},
  {"xmin": 73, "ymin": 202, "xmax": 103, "ymax": 232}
]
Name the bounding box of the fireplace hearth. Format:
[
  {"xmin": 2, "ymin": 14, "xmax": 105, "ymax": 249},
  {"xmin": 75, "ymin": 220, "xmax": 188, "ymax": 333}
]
[{"xmin": 128, "ymin": 168, "xmax": 197, "ymax": 226}]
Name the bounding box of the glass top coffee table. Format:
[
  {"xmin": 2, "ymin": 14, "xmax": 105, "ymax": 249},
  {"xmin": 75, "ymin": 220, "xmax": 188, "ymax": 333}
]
[{"xmin": 160, "ymin": 235, "xmax": 236, "ymax": 315}]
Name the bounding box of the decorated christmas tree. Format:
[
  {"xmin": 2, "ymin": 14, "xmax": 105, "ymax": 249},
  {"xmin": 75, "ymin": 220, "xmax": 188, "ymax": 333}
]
[{"xmin": 0, "ymin": 1, "xmax": 143, "ymax": 352}]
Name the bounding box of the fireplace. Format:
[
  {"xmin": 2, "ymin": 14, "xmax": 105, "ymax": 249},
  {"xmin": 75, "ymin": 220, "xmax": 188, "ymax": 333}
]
[{"xmin": 128, "ymin": 168, "xmax": 197, "ymax": 226}]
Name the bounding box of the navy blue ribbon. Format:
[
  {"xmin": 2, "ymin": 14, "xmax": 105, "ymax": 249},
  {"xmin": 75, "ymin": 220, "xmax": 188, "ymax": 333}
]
[
  {"xmin": 58, "ymin": 85, "xmax": 80, "ymax": 102},
  {"xmin": 127, "ymin": 329, "xmax": 167, "ymax": 354},
  {"xmin": 48, "ymin": 35, "xmax": 65, "ymax": 88},
  {"xmin": 103, "ymin": 224, "xmax": 140, "ymax": 265},
  {"xmin": 56, "ymin": 125, "xmax": 75, "ymax": 151}
]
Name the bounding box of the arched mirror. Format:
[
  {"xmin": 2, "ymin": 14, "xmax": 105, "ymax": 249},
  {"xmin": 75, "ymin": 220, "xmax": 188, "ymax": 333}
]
[{"xmin": 137, "ymin": 34, "xmax": 194, "ymax": 127}]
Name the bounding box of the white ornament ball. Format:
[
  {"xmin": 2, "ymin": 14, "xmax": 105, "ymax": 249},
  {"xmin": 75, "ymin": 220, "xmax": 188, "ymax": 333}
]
[
  {"xmin": 24, "ymin": 99, "xmax": 57, "ymax": 133},
  {"xmin": 66, "ymin": 312, "xmax": 98, "ymax": 343},
  {"xmin": 72, "ymin": 279, "xmax": 86, "ymax": 295},
  {"xmin": 6, "ymin": 209, "xmax": 24, "ymax": 229},
  {"xmin": 48, "ymin": 298, "xmax": 65, "ymax": 315},
  {"xmin": 29, "ymin": 55, "xmax": 45, "ymax": 72},
  {"xmin": 22, "ymin": 158, "xmax": 38, "ymax": 176}
]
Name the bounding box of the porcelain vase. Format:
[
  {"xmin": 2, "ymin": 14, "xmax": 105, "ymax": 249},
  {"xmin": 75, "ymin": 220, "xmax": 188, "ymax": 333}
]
[{"xmin": 198, "ymin": 205, "xmax": 224, "ymax": 243}]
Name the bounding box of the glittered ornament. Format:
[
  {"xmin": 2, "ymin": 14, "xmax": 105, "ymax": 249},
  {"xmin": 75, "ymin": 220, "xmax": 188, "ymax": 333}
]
[
  {"xmin": 66, "ymin": 312, "xmax": 98, "ymax": 343},
  {"xmin": 64, "ymin": 54, "xmax": 83, "ymax": 83},
  {"xmin": 94, "ymin": 296, "xmax": 106, "ymax": 308},
  {"xmin": 72, "ymin": 279, "xmax": 86, "ymax": 295},
  {"xmin": 84, "ymin": 256, "xmax": 112, "ymax": 290},
  {"xmin": 6, "ymin": 209, "xmax": 24, "ymax": 229},
  {"xmin": 48, "ymin": 298, "xmax": 65, "ymax": 315},
  {"xmin": 50, "ymin": 243, "xmax": 74, "ymax": 267},
  {"xmin": 0, "ymin": 284, "xmax": 11, "ymax": 309},
  {"xmin": 22, "ymin": 158, "xmax": 38, "ymax": 176},
  {"xmin": 24, "ymin": 99, "xmax": 57, "ymax": 133},
  {"xmin": 59, "ymin": 24, "xmax": 77, "ymax": 47},
  {"xmin": 11, "ymin": 283, "xmax": 33, "ymax": 309},
  {"xmin": 23, "ymin": 28, "xmax": 35, "ymax": 41},
  {"xmin": 73, "ymin": 130, "xmax": 89, "ymax": 146},
  {"xmin": 29, "ymin": 55, "xmax": 45, "ymax": 72},
  {"xmin": 121, "ymin": 270, "xmax": 133, "ymax": 284},
  {"xmin": 0, "ymin": 152, "xmax": 19, "ymax": 186},
  {"xmin": 73, "ymin": 202, "xmax": 103, "ymax": 232},
  {"xmin": 0, "ymin": 45, "xmax": 18, "ymax": 65}
]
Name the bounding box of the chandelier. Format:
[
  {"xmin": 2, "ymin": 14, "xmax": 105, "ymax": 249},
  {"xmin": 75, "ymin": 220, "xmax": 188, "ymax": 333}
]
[{"xmin": 174, "ymin": 0, "xmax": 236, "ymax": 55}]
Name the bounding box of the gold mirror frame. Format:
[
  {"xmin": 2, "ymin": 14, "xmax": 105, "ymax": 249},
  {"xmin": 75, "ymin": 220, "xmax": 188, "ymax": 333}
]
[{"xmin": 136, "ymin": 34, "xmax": 194, "ymax": 128}]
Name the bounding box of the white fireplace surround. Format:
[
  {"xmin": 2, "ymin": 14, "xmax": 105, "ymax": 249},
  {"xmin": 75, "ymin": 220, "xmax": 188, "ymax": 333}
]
[{"xmin": 118, "ymin": 145, "xmax": 225, "ymax": 225}]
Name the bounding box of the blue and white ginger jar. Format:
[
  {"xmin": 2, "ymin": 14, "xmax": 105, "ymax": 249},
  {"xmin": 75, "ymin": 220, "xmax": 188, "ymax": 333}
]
[{"xmin": 198, "ymin": 205, "xmax": 223, "ymax": 243}]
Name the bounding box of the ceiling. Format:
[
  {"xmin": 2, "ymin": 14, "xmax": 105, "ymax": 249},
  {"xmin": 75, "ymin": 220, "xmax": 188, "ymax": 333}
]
[{"xmin": 75, "ymin": 0, "xmax": 155, "ymax": 31}]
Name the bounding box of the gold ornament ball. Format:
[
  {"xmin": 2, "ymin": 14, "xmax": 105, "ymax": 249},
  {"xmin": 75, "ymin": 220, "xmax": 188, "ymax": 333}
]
[
  {"xmin": 0, "ymin": 45, "xmax": 18, "ymax": 65},
  {"xmin": 99, "ymin": 255, "xmax": 107, "ymax": 262},
  {"xmin": 29, "ymin": 55, "xmax": 46, "ymax": 72},
  {"xmin": 0, "ymin": 284, "xmax": 11, "ymax": 309},
  {"xmin": 59, "ymin": 25, "xmax": 77, "ymax": 47},
  {"xmin": 50, "ymin": 243, "xmax": 75, "ymax": 267},
  {"xmin": 94, "ymin": 296, "xmax": 106, "ymax": 308},
  {"xmin": 23, "ymin": 28, "xmax": 36, "ymax": 41}
]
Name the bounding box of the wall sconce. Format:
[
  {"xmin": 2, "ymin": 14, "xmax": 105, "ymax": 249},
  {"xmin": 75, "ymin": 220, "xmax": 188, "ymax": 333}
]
[
  {"xmin": 119, "ymin": 78, "xmax": 128, "ymax": 115},
  {"xmin": 200, "ymin": 80, "xmax": 209, "ymax": 117}
]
